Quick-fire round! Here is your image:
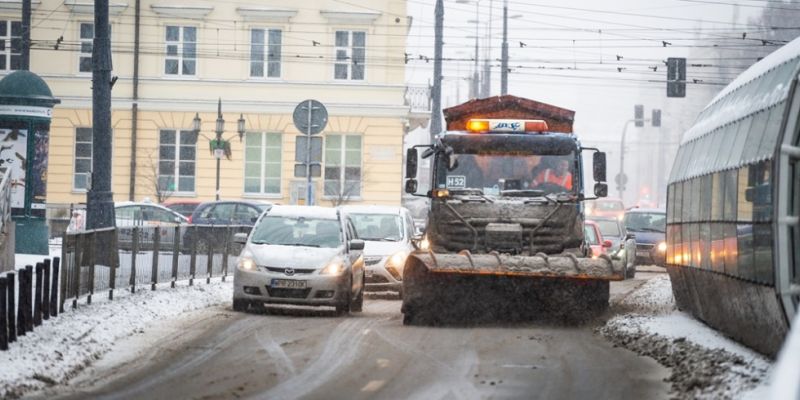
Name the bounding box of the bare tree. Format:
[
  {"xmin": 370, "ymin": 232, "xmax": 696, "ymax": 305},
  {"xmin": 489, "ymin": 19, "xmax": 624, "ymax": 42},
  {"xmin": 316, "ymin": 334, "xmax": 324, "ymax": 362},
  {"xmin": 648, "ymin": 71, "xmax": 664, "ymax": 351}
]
[
  {"xmin": 325, "ymin": 179, "xmax": 363, "ymax": 207},
  {"xmin": 141, "ymin": 150, "xmax": 173, "ymax": 203}
]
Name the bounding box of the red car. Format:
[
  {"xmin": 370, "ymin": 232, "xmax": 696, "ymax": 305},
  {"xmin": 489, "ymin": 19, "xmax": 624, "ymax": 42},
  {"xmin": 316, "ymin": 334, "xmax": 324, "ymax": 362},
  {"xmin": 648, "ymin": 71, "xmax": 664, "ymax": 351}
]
[{"xmin": 584, "ymin": 220, "xmax": 613, "ymax": 258}]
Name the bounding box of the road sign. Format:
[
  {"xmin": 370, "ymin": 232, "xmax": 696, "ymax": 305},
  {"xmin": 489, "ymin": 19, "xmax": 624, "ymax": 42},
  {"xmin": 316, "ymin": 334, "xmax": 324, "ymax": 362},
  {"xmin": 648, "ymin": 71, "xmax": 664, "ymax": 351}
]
[
  {"xmin": 615, "ymin": 173, "xmax": 628, "ymax": 186},
  {"xmin": 292, "ymin": 100, "xmax": 328, "ymax": 135},
  {"xmin": 295, "ymin": 136, "xmax": 322, "ymax": 163}
]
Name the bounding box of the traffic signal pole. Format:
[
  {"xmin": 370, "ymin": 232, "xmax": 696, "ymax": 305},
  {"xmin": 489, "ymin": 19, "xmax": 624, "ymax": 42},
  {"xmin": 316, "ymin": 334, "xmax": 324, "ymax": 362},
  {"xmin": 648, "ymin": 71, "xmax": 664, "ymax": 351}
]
[{"xmin": 430, "ymin": 0, "xmax": 444, "ymax": 141}]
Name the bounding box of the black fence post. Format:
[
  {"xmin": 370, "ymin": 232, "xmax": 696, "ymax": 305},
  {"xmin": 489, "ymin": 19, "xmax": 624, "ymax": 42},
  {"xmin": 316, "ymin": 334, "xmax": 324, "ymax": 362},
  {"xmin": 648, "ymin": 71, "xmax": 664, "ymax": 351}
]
[
  {"xmin": 221, "ymin": 227, "xmax": 230, "ymax": 282},
  {"xmin": 24, "ymin": 265, "xmax": 33, "ymax": 333},
  {"xmin": 0, "ymin": 277, "xmax": 7, "ymax": 350},
  {"xmin": 206, "ymin": 232, "xmax": 213, "ymax": 284},
  {"xmin": 171, "ymin": 225, "xmax": 179, "ymax": 289},
  {"xmin": 72, "ymin": 234, "xmax": 83, "ymax": 309},
  {"xmin": 51, "ymin": 258, "xmax": 60, "ymax": 317},
  {"xmin": 42, "ymin": 259, "xmax": 50, "ymax": 320},
  {"xmin": 109, "ymin": 230, "xmax": 118, "ymax": 300},
  {"xmin": 151, "ymin": 226, "xmax": 160, "ymax": 291},
  {"xmin": 130, "ymin": 227, "xmax": 138, "ymax": 293},
  {"xmin": 17, "ymin": 269, "xmax": 27, "ymax": 336},
  {"xmin": 7, "ymin": 271, "xmax": 15, "ymax": 342},
  {"xmin": 34, "ymin": 263, "xmax": 43, "ymax": 326},
  {"xmin": 189, "ymin": 226, "xmax": 197, "ymax": 286},
  {"xmin": 59, "ymin": 236, "xmax": 68, "ymax": 313},
  {"xmin": 87, "ymin": 232, "xmax": 96, "ymax": 305}
]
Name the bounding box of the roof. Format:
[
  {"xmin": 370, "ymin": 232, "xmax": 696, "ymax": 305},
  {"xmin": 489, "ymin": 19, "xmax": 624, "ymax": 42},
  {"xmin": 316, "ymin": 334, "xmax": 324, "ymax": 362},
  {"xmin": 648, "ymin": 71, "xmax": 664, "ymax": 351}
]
[
  {"xmin": 340, "ymin": 205, "xmax": 405, "ymax": 215},
  {"xmin": 442, "ymin": 95, "xmax": 575, "ymax": 133},
  {"xmin": 266, "ymin": 205, "xmax": 339, "ymax": 219},
  {"xmin": 0, "ymin": 70, "xmax": 60, "ymax": 106}
]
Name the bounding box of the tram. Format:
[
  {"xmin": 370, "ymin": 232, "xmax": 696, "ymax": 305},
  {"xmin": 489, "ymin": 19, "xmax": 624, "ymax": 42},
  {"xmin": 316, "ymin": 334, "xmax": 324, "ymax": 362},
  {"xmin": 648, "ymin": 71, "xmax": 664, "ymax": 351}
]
[{"xmin": 666, "ymin": 37, "xmax": 800, "ymax": 356}]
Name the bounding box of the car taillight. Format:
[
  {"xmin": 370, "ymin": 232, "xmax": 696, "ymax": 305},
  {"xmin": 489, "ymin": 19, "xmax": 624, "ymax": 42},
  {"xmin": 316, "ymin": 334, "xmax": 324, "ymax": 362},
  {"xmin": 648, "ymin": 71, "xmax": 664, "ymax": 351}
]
[{"xmin": 187, "ymin": 216, "xmax": 192, "ymax": 223}]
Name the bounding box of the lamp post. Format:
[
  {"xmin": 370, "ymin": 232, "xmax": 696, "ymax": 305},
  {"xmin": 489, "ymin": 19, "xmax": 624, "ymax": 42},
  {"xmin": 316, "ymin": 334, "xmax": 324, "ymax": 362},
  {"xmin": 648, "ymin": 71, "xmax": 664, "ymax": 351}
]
[{"xmin": 193, "ymin": 99, "xmax": 246, "ymax": 201}]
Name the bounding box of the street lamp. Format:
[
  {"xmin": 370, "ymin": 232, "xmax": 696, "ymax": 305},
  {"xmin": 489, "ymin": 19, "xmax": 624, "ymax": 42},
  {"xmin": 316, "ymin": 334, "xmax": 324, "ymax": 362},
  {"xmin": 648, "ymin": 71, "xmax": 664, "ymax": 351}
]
[{"xmin": 193, "ymin": 99, "xmax": 247, "ymax": 200}]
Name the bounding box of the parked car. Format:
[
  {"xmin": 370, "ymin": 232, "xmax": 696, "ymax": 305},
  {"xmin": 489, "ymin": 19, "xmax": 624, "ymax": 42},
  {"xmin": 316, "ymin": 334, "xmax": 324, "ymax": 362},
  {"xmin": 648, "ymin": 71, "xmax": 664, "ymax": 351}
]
[
  {"xmin": 584, "ymin": 220, "xmax": 613, "ymax": 258},
  {"xmin": 586, "ymin": 197, "xmax": 625, "ymax": 220},
  {"xmin": 591, "ymin": 216, "xmax": 626, "ymax": 253},
  {"xmin": 623, "ymin": 208, "xmax": 667, "ymax": 266},
  {"xmin": 232, "ymin": 205, "xmax": 365, "ymax": 315},
  {"xmin": 340, "ymin": 205, "xmax": 416, "ymax": 296},
  {"xmin": 161, "ymin": 199, "xmax": 202, "ymax": 218},
  {"xmin": 183, "ymin": 200, "xmax": 272, "ymax": 252}
]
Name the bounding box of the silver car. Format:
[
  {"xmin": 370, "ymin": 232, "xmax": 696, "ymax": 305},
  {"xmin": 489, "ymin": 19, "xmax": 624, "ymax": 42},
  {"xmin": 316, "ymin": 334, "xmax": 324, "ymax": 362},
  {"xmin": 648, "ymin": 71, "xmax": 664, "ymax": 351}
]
[{"xmin": 233, "ymin": 205, "xmax": 365, "ymax": 315}]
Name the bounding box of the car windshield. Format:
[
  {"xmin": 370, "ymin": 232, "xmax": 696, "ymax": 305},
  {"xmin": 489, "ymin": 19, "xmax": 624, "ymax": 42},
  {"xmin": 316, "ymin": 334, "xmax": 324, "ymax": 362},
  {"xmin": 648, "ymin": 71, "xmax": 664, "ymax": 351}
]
[
  {"xmin": 439, "ymin": 152, "xmax": 576, "ymax": 196},
  {"xmin": 250, "ymin": 216, "xmax": 341, "ymax": 248},
  {"xmin": 595, "ymin": 220, "xmax": 621, "ymax": 237},
  {"xmin": 349, "ymin": 213, "xmax": 403, "ymax": 241},
  {"xmin": 584, "ymin": 225, "xmax": 599, "ymax": 245},
  {"xmin": 624, "ymin": 212, "xmax": 666, "ymax": 233}
]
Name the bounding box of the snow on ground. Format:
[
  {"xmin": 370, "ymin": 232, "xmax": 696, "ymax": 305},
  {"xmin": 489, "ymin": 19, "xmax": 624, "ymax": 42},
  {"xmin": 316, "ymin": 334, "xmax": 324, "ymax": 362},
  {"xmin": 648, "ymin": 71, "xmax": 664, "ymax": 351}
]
[
  {"xmin": 0, "ymin": 278, "xmax": 232, "ymax": 399},
  {"xmin": 600, "ymin": 274, "xmax": 772, "ymax": 400}
]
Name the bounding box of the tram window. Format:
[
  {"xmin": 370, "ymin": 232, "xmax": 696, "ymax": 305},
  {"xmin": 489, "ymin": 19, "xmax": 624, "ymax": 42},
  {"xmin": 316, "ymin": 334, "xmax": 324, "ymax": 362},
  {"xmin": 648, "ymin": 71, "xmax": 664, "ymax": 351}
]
[
  {"xmin": 715, "ymin": 124, "xmax": 736, "ymax": 171},
  {"xmin": 742, "ymin": 110, "xmax": 769, "ymax": 163},
  {"xmin": 676, "ymin": 140, "xmax": 696, "ymax": 181},
  {"xmin": 690, "ymin": 177, "xmax": 702, "ymax": 222},
  {"xmin": 711, "ymin": 172, "xmax": 724, "ymax": 221},
  {"xmin": 700, "ymin": 222, "xmax": 711, "ymax": 270},
  {"xmin": 682, "ymin": 180, "xmax": 692, "ymax": 223},
  {"xmin": 723, "ymin": 169, "xmax": 738, "ymax": 221},
  {"xmin": 727, "ymin": 117, "xmax": 753, "ymax": 167},
  {"xmin": 706, "ymin": 130, "xmax": 725, "ymax": 174},
  {"xmin": 753, "ymin": 223, "xmax": 774, "ymax": 284},
  {"xmin": 667, "ymin": 184, "xmax": 674, "ymax": 223},
  {"xmin": 666, "ymin": 224, "xmax": 676, "ymax": 264},
  {"xmin": 682, "ymin": 224, "xmax": 692, "ymax": 267},
  {"xmin": 691, "ymin": 223, "xmax": 701, "ymax": 268},
  {"xmin": 757, "ymin": 101, "xmax": 787, "ymax": 158},
  {"xmin": 737, "ymin": 223, "xmax": 755, "ymax": 281},
  {"xmin": 674, "ymin": 181, "xmax": 683, "ymax": 223},
  {"xmin": 724, "ymin": 223, "xmax": 739, "ymax": 276},
  {"xmin": 751, "ymin": 159, "xmax": 773, "ymax": 222},
  {"xmin": 737, "ymin": 165, "xmax": 754, "ymax": 222},
  {"xmin": 700, "ymin": 174, "xmax": 712, "ymax": 222},
  {"xmin": 711, "ymin": 223, "xmax": 725, "ymax": 273}
]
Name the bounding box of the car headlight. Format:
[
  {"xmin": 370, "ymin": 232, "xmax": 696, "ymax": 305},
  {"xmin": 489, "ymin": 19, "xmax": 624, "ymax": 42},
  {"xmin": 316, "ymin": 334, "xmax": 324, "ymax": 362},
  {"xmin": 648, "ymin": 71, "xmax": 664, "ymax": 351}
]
[
  {"xmin": 320, "ymin": 260, "xmax": 345, "ymax": 275},
  {"xmin": 386, "ymin": 251, "xmax": 408, "ymax": 269},
  {"xmin": 657, "ymin": 242, "xmax": 667, "ymax": 253},
  {"xmin": 238, "ymin": 257, "xmax": 257, "ymax": 271}
]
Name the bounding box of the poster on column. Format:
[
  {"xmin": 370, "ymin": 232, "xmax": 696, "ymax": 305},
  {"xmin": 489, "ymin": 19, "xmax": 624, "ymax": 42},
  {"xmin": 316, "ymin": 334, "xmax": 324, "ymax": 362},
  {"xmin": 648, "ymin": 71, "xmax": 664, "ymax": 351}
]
[
  {"xmin": 31, "ymin": 128, "xmax": 48, "ymax": 214},
  {"xmin": 0, "ymin": 128, "xmax": 27, "ymax": 210}
]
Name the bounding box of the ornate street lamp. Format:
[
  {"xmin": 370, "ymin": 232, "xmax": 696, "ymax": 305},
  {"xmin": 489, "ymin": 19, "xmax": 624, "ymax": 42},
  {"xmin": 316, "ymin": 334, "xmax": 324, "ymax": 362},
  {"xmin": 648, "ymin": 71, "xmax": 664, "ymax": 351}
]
[{"xmin": 192, "ymin": 99, "xmax": 246, "ymax": 200}]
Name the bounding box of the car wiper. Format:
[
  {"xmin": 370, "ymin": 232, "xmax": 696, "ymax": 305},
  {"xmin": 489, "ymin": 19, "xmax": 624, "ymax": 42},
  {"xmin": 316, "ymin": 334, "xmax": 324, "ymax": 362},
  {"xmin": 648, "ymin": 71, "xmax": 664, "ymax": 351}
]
[
  {"xmin": 363, "ymin": 237, "xmax": 400, "ymax": 242},
  {"xmin": 282, "ymin": 243, "xmax": 321, "ymax": 247},
  {"xmin": 638, "ymin": 227, "xmax": 665, "ymax": 233},
  {"xmin": 250, "ymin": 240, "xmax": 270, "ymax": 245}
]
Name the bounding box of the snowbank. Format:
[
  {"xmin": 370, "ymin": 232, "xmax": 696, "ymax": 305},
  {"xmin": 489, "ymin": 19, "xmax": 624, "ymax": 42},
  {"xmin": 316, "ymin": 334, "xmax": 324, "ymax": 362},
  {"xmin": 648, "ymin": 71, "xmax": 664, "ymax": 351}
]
[
  {"xmin": 0, "ymin": 279, "xmax": 232, "ymax": 399},
  {"xmin": 601, "ymin": 275, "xmax": 772, "ymax": 400}
]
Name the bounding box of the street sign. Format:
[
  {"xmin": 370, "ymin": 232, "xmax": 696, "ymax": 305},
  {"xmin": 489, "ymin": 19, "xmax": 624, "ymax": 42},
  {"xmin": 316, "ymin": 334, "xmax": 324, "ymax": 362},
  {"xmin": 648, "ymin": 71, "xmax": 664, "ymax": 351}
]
[
  {"xmin": 295, "ymin": 136, "xmax": 322, "ymax": 162},
  {"xmin": 292, "ymin": 100, "xmax": 328, "ymax": 135},
  {"xmin": 615, "ymin": 173, "xmax": 628, "ymax": 186}
]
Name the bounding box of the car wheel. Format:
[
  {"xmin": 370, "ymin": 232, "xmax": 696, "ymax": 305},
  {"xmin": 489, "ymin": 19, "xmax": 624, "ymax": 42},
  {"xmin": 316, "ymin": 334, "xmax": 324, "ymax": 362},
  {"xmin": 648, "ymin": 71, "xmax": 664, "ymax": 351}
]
[
  {"xmin": 350, "ymin": 272, "xmax": 364, "ymax": 313},
  {"xmin": 335, "ymin": 276, "xmax": 352, "ymax": 316},
  {"xmin": 232, "ymin": 298, "xmax": 248, "ymax": 312}
]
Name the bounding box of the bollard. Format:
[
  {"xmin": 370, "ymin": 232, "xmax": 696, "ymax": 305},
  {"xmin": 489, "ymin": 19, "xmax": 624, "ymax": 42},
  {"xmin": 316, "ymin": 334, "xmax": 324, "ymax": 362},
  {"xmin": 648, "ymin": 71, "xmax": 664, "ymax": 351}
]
[
  {"xmin": 34, "ymin": 263, "xmax": 43, "ymax": 326},
  {"xmin": 42, "ymin": 259, "xmax": 50, "ymax": 320},
  {"xmin": 0, "ymin": 277, "xmax": 7, "ymax": 350},
  {"xmin": 17, "ymin": 269, "xmax": 26, "ymax": 336},
  {"xmin": 7, "ymin": 271, "xmax": 15, "ymax": 342},
  {"xmin": 24, "ymin": 266, "xmax": 33, "ymax": 333},
  {"xmin": 52, "ymin": 258, "xmax": 60, "ymax": 316}
]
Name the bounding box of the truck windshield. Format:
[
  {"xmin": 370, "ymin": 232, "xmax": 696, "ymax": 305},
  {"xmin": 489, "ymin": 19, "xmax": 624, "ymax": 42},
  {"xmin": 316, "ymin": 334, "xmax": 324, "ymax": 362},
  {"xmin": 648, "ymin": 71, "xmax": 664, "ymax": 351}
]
[{"xmin": 438, "ymin": 152, "xmax": 576, "ymax": 196}]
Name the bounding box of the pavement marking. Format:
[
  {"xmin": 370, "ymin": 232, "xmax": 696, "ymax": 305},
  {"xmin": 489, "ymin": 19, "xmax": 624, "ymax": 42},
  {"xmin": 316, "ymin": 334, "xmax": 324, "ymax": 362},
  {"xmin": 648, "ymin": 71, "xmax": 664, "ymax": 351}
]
[{"xmin": 361, "ymin": 380, "xmax": 386, "ymax": 392}]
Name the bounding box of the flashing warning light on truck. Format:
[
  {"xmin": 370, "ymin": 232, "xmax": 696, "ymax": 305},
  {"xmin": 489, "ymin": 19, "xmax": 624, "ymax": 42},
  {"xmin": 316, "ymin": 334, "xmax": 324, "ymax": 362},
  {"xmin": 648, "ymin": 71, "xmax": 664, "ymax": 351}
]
[{"xmin": 465, "ymin": 119, "xmax": 550, "ymax": 133}]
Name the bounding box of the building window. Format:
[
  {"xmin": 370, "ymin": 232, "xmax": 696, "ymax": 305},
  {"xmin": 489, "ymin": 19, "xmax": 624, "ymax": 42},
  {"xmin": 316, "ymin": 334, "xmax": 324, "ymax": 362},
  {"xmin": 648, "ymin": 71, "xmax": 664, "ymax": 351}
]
[
  {"xmin": 158, "ymin": 130, "xmax": 196, "ymax": 193},
  {"xmin": 79, "ymin": 22, "xmax": 93, "ymax": 73},
  {"xmin": 165, "ymin": 26, "xmax": 196, "ymax": 76},
  {"xmin": 324, "ymin": 135, "xmax": 361, "ymax": 197},
  {"xmin": 334, "ymin": 31, "xmax": 365, "ymax": 80},
  {"xmin": 244, "ymin": 132, "xmax": 281, "ymax": 195},
  {"xmin": 250, "ymin": 28, "xmax": 281, "ymax": 78},
  {"xmin": 0, "ymin": 20, "xmax": 21, "ymax": 71},
  {"xmin": 73, "ymin": 128, "xmax": 93, "ymax": 191}
]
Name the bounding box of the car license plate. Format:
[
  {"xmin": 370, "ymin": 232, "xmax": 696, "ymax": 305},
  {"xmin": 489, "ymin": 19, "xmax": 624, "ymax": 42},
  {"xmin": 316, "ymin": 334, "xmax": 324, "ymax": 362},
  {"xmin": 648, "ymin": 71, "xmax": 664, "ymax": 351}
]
[
  {"xmin": 270, "ymin": 279, "xmax": 307, "ymax": 289},
  {"xmin": 365, "ymin": 269, "xmax": 374, "ymax": 278},
  {"xmin": 636, "ymin": 250, "xmax": 650, "ymax": 258}
]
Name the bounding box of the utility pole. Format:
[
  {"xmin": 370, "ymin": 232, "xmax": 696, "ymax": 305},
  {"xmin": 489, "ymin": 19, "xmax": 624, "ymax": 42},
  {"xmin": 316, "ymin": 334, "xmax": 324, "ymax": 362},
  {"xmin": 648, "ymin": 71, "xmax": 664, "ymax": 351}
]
[
  {"xmin": 471, "ymin": 0, "xmax": 479, "ymax": 99},
  {"xmin": 21, "ymin": 0, "xmax": 30, "ymax": 70},
  {"xmin": 500, "ymin": 0, "xmax": 509, "ymax": 95},
  {"xmin": 87, "ymin": 0, "xmax": 115, "ymax": 229},
  {"xmin": 481, "ymin": 0, "xmax": 493, "ymax": 98},
  {"xmin": 128, "ymin": 0, "xmax": 140, "ymax": 200},
  {"xmin": 430, "ymin": 0, "xmax": 444, "ymax": 141}
]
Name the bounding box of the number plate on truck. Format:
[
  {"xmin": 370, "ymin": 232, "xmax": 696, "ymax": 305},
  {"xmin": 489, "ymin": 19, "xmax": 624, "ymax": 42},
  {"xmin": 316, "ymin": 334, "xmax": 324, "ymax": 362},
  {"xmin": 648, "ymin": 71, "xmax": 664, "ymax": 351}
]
[{"xmin": 270, "ymin": 279, "xmax": 307, "ymax": 289}]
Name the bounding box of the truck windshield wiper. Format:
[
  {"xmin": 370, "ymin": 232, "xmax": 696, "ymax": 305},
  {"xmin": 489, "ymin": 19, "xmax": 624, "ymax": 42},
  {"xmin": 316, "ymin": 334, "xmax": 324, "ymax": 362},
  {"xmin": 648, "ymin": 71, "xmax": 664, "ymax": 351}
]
[{"xmin": 500, "ymin": 189, "xmax": 545, "ymax": 198}]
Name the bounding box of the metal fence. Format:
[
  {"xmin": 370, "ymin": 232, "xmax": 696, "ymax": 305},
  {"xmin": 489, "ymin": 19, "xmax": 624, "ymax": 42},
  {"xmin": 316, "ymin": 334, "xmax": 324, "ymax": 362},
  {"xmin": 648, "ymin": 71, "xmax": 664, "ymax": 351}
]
[
  {"xmin": 0, "ymin": 258, "xmax": 61, "ymax": 351},
  {"xmin": 60, "ymin": 224, "xmax": 252, "ymax": 310}
]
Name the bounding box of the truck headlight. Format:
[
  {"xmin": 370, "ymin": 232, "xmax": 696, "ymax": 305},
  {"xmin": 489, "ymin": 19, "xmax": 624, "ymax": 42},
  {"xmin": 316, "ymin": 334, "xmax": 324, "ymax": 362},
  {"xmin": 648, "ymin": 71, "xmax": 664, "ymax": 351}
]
[
  {"xmin": 321, "ymin": 260, "xmax": 344, "ymax": 275},
  {"xmin": 238, "ymin": 257, "xmax": 257, "ymax": 271},
  {"xmin": 657, "ymin": 242, "xmax": 667, "ymax": 253}
]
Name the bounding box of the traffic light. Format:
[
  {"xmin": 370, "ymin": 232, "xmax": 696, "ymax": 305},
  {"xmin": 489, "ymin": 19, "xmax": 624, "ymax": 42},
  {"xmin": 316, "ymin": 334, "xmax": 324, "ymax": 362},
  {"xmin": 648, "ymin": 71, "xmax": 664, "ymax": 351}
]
[
  {"xmin": 652, "ymin": 109, "xmax": 661, "ymax": 127},
  {"xmin": 634, "ymin": 105, "xmax": 644, "ymax": 127},
  {"xmin": 667, "ymin": 57, "xmax": 686, "ymax": 98}
]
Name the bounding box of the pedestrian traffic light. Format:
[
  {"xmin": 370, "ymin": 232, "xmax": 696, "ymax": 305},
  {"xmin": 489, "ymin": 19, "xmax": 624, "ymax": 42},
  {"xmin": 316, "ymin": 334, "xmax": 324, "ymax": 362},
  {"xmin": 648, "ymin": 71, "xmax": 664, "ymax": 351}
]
[
  {"xmin": 634, "ymin": 105, "xmax": 644, "ymax": 127},
  {"xmin": 652, "ymin": 109, "xmax": 661, "ymax": 127},
  {"xmin": 667, "ymin": 58, "xmax": 686, "ymax": 98}
]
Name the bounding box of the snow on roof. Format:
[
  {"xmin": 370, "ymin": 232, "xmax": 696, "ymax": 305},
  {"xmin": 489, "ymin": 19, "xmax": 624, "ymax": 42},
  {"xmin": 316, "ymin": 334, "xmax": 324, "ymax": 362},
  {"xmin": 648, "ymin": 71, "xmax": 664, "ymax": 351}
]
[
  {"xmin": 266, "ymin": 205, "xmax": 338, "ymax": 219},
  {"xmin": 340, "ymin": 205, "xmax": 405, "ymax": 215}
]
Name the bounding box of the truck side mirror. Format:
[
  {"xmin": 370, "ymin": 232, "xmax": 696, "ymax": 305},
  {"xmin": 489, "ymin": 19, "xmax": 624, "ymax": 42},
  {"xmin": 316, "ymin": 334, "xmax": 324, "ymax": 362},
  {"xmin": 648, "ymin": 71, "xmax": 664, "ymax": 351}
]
[
  {"xmin": 594, "ymin": 183, "xmax": 608, "ymax": 198},
  {"xmin": 405, "ymin": 179, "xmax": 418, "ymax": 194},
  {"xmin": 406, "ymin": 148, "xmax": 418, "ymax": 179},
  {"xmin": 593, "ymin": 152, "xmax": 607, "ymax": 182}
]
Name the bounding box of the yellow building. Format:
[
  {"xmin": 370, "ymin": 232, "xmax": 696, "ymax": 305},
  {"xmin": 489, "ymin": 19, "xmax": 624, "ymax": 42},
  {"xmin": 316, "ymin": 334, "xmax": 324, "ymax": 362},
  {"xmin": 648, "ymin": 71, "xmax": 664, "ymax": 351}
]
[{"xmin": 0, "ymin": 0, "xmax": 416, "ymax": 211}]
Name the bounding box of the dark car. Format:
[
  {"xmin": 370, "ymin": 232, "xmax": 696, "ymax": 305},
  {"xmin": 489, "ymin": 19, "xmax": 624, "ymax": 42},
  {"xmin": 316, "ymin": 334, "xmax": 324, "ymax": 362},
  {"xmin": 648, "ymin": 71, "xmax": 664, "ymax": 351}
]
[
  {"xmin": 183, "ymin": 200, "xmax": 272, "ymax": 252},
  {"xmin": 623, "ymin": 208, "xmax": 666, "ymax": 266},
  {"xmin": 162, "ymin": 199, "xmax": 202, "ymax": 218}
]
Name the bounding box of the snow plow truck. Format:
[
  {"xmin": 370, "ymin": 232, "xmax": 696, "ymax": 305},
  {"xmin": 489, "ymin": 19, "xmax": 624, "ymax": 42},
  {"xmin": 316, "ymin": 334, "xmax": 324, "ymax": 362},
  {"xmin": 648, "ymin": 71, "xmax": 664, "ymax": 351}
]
[{"xmin": 402, "ymin": 95, "xmax": 636, "ymax": 325}]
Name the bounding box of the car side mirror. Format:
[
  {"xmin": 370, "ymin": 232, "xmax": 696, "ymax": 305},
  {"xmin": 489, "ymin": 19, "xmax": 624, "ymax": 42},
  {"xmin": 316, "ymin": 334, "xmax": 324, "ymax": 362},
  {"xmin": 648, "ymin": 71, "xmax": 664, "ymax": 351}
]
[
  {"xmin": 349, "ymin": 239, "xmax": 365, "ymax": 251},
  {"xmin": 405, "ymin": 179, "xmax": 418, "ymax": 194},
  {"xmin": 233, "ymin": 232, "xmax": 248, "ymax": 245},
  {"xmin": 594, "ymin": 183, "xmax": 608, "ymax": 198},
  {"xmin": 602, "ymin": 240, "xmax": 613, "ymax": 248},
  {"xmin": 593, "ymin": 152, "xmax": 607, "ymax": 182},
  {"xmin": 406, "ymin": 148, "xmax": 418, "ymax": 179}
]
